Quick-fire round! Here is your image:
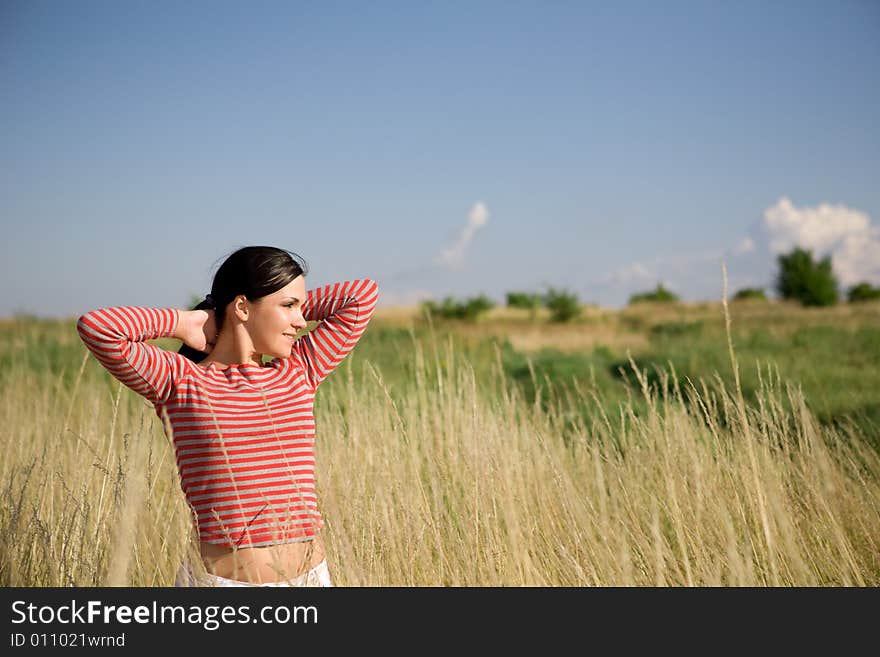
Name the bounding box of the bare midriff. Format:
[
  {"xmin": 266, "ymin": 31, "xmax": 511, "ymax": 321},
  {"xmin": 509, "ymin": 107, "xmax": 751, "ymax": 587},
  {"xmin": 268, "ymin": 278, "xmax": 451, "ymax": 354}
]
[{"xmin": 199, "ymin": 533, "xmax": 326, "ymax": 584}]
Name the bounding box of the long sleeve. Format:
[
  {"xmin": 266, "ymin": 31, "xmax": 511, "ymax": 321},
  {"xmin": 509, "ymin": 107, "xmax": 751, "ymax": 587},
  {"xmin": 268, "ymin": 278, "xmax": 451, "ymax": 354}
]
[
  {"xmin": 291, "ymin": 279, "xmax": 379, "ymax": 389},
  {"xmin": 76, "ymin": 306, "xmax": 186, "ymax": 405}
]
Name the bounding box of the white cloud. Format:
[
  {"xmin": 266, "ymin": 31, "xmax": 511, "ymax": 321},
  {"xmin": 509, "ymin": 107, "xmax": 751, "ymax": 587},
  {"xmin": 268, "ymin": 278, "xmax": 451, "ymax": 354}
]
[
  {"xmin": 598, "ymin": 233, "xmax": 759, "ymax": 299},
  {"xmin": 761, "ymin": 196, "xmax": 880, "ymax": 286},
  {"xmin": 734, "ymin": 237, "xmax": 755, "ymax": 254},
  {"xmin": 602, "ymin": 238, "xmax": 751, "ymax": 287},
  {"xmin": 434, "ymin": 201, "xmax": 490, "ymax": 270},
  {"xmin": 603, "ymin": 261, "xmax": 654, "ymax": 285}
]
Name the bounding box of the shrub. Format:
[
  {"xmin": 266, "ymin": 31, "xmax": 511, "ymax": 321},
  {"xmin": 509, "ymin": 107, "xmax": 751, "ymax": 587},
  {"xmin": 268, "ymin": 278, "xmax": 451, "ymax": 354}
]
[
  {"xmin": 461, "ymin": 294, "xmax": 495, "ymax": 320},
  {"xmin": 421, "ymin": 298, "xmax": 452, "ymax": 320},
  {"xmin": 421, "ymin": 294, "xmax": 495, "ymax": 321},
  {"xmin": 775, "ymin": 247, "xmax": 838, "ymax": 307},
  {"xmin": 847, "ymin": 282, "xmax": 880, "ymax": 303},
  {"xmin": 506, "ymin": 292, "xmax": 543, "ymax": 310},
  {"xmin": 507, "ymin": 291, "xmax": 542, "ymax": 320},
  {"xmin": 732, "ymin": 287, "xmax": 767, "ymax": 301},
  {"xmin": 629, "ymin": 284, "xmax": 680, "ymax": 305},
  {"xmin": 544, "ymin": 287, "xmax": 581, "ymax": 323}
]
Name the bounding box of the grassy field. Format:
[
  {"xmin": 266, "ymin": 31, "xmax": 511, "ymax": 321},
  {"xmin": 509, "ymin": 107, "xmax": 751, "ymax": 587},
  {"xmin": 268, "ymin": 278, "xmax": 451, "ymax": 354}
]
[{"xmin": 1, "ymin": 298, "xmax": 878, "ymax": 586}]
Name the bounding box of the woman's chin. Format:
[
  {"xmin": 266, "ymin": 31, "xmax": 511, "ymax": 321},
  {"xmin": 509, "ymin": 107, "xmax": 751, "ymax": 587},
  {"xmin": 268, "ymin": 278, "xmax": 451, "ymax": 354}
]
[{"xmin": 270, "ymin": 347, "xmax": 291, "ymax": 360}]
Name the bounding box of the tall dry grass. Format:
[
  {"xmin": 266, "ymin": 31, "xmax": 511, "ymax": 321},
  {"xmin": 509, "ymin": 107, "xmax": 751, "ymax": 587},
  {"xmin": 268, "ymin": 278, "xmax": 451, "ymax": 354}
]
[{"xmin": 1, "ymin": 315, "xmax": 878, "ymax": 585}]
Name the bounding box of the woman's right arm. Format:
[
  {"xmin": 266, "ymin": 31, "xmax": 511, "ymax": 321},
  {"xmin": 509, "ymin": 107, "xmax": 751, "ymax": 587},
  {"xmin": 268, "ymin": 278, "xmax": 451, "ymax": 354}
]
[
  {"xmin": 76, "ymin": 307, "xmax": 204, "ymax": 405},
  {"xmin": 290, "ymin": 279, "xmax": 379, "ymax": 389}
]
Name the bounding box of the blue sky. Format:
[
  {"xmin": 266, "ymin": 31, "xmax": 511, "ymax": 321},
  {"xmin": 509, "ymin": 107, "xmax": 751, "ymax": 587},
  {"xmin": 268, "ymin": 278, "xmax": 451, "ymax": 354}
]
[{"xmin": 3, "ymin": 0, "xmax": 879, "ymax": 317}]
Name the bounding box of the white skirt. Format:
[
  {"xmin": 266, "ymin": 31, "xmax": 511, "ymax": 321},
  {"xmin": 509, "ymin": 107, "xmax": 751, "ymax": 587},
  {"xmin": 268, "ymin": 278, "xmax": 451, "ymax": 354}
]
[{"xmin": 174, "ymin": 559, "xmax": 334, "ymax": 587}]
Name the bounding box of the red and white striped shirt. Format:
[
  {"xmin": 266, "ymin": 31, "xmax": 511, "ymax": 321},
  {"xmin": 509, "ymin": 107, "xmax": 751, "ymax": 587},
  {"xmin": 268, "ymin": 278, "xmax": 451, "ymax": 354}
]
[{"xmin": 77, "ymin": 279, "xmax": 379, "ymax": 548}]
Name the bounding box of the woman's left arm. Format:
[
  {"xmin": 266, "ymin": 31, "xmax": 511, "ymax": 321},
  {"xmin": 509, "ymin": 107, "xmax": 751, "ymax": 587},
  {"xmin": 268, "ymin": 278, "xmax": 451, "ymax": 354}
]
[{"xmin": 290, "ymin": 278, "xmax": 379, "ymax": 389}]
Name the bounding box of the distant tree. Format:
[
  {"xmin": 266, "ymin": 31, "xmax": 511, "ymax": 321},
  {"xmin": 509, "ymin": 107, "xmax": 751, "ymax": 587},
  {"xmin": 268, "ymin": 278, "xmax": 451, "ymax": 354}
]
[
  {"xmin": 421, "ymin": 297, "xmax": 458, "ymax": 320},
  {"xmin": 847, "ymin": 282, "xmax": 880, "ymax": 303},
  {"xmin": 506, "ymin": 291, "xmax": 542, "ymax": 320},
  {"xmin": 628, "ymin": 284, "xmax": 680, "ymax": 305},
  {"xmin": 506, "ymin": 291, "xmax": 542, "ymax": 310},
  {"xmin": 421, "ymin": 294, "xmax": 495, "ymax": 321},
  {"xmin": 461, "ymin": 294, "xmax": 495, "ymax": 320},
  {"xmin": 544, "ymin": 287, "xmax": 581, "ymax": 322},
  {"xmin": 775, "ymin": 247, "xmax": 838, "ymax": 306},
  {"xmin": 732, "ymin": 287, "xmax": 767, "ymax": 301}
]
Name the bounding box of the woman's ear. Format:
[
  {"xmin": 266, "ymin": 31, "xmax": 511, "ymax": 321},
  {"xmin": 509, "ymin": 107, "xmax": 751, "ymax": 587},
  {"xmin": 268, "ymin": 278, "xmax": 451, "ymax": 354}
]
[{"xmin": 232, "ymin": 295, "xmax": 250, "ymax": 321}]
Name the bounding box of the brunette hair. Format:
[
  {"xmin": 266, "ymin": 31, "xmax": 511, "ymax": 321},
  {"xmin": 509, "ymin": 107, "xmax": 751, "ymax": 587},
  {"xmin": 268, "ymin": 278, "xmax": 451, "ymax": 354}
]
[{"xmin": 178, "ymin": 246, "xmax": 309, "ymax": 362}]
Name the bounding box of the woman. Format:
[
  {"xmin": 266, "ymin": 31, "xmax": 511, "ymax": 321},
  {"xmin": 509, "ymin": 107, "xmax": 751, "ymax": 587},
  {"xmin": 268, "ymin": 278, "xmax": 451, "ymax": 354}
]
[{"xmin": 76, "ymin": 246, "xmax": 379, "ymax": 586}]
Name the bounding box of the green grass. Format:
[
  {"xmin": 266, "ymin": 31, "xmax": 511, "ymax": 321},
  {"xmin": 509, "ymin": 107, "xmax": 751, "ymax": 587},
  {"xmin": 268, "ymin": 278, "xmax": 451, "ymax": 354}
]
[{"xmin": 350, "ymin": 315, "xmax": 880, "ymax": 448}]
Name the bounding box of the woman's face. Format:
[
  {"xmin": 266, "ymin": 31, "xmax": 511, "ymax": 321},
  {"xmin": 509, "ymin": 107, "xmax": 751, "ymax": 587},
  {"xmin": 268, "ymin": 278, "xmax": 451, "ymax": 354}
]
[{"xmin": 248, "ymin": 275, "xmax": 308, "ymax": 359}]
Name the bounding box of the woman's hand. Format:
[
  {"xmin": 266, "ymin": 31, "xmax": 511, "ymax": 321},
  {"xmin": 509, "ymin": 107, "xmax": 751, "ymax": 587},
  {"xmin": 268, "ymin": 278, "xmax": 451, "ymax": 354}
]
[{"xmin": 174, "ymin": 310, "xmax": 217, "ymax": 353}]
